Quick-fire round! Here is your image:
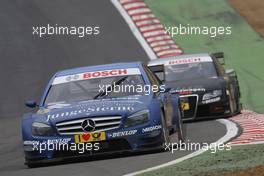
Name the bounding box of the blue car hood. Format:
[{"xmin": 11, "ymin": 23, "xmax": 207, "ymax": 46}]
[{"xmin": 36, "ymin": 96, "xmax": 151, "ymax": 124}]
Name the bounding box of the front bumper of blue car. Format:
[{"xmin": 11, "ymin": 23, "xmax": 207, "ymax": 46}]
[{"xmin": 23, "ymin": 122, "xmax": 164, "ymax": 165}]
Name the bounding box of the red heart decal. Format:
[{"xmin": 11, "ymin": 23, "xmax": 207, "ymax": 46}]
[{"xmin": 81, "ymin": 134, "xmax": 91, "ymax": 141}]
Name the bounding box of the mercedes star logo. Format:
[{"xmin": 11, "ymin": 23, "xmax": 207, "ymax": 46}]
[{"xmin": 81, "ymin": 119, "xmax": 96, "ymax": 132}]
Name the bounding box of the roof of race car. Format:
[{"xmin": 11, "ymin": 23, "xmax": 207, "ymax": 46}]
[
  {"xmin": 148, "ymin": 53, "xmax": 211, "ymax": 66},
  {"xmin": 55, "ymin": 61, "xmax": 143, "ymax": 77}
]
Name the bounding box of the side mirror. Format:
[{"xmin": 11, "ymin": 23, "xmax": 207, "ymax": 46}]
[
  {"xmin": 225, "ymin": 69, "xmax": 237, "ymax": 78},
  {"xmin": 25, "ymin": 100, "xmax": 38, "ymax": 108},
  {"xmin": 148, "ymin": 64, "xmax": 165, "ymax": 82},
  {"xmin": 212, "ymin": 52, "xmax": 225, "ymax": 65},
  {"xmin": 161, "ymin": 85, "xmax": 171, "ymax": 93}
]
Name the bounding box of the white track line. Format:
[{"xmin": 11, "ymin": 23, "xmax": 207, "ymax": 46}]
[
  {"xmin": 111, "ymin": 0, "xmax": 157, "ymax": 60},
  {"xmin": 124, "ymin": 119, "xmax": 239, "ymax": 176}
]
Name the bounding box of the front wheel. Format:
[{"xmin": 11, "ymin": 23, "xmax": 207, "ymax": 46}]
[
  {"xmin": 176, "ymin": 108, "xmax": 185, "ymax": 143},
  {"xmin": 161, "ymin": 111, "xmax": 170, "ymax": 144}
]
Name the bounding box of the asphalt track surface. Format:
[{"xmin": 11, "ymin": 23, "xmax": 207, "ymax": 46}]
[{"xmin": 0, "ymin": 1, "xmax": 226, "ymax": 176}]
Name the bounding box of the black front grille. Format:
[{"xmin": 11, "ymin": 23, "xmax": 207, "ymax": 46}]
[
  {"xmin": 180, "ymin": 95, "xmax": 198, "ymax": 119},
  {"xmin": 196, "ymin": 104, "xmax": 210, "ymax": 117},
  {"xmin": 56, "ymin": 116, "xmax": 122, "ymax": 135},
  {"xmin": 196, "ymin": 102, "xmax": 227, "ymax": 118}
]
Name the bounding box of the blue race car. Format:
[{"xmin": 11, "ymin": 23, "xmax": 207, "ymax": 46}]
[{"xmin": 22, "ymin": 62, "xmax": 184, "ymax": 167}]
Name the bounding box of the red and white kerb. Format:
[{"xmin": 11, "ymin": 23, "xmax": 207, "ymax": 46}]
[
  {"xmin": 165, "ymin": 56, "xmax": 212, "ymax": 66},
  {"xmin": 52, "ymin": 68, "xmax": 141, "ymax": 85},
  {"xmin": 117, "ymin": 0, "xmax": 183, "ymax": 58}
]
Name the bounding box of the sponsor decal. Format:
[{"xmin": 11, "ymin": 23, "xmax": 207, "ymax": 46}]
[
  {"xmin": 23, "ymin": 140, "xmax": 39, "ymax": 145},
  {"xmin": 83, "ymin": 69, "xmax": 128, "ymax": 79},
  {"xmin": 181, "ymin": 102, "xmax": 190, "ymax": 111},
  {"xmin": 165, "ymin": 56, "xmax": 212, "ymax": 66},
  {"xmin": 74, "ymin": 132, "xmax": 106, "ymax": 143},
  {"xmin": 170, "ymin": 87, "xmax": 206, "ymax": 94},
  {"xmin": 52, "ymin": 68, "xmax": 141, "ymax": 85},
  {"xmin": 47, "ymin": 138, "xmax": 72, "ymax": 144},
  {"xmin": 24, "ymin": 138, "xmax": 72, "ymax": 145},
  {"xmin": 142, "ymin": 125, "xmax": 162, "ymax": 133},
  {"xmin": 46, "ymin": 105, "xmax": 134, "ymax": 121},
  {"xmin": 202, "ymin": 97, "xmax": 221, "ymax": 104},
  {"xmin": 108, "ymin": 130, "xmax": 137, "ymax": 138}
]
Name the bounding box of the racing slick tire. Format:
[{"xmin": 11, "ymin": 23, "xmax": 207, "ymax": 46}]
[
  {"xmin": 161, "ymin": 108, "xmax": 185, "ymax": 152},
  {"xmin": 228, "ymin": 85, "xmax": 241, "ymax": 116},
  {"xmin": 234, "ymin": 96, "xmax": 242, "ymax": 115},
  {"xmin": 176, "ymin": 108, "xmax": 185, "ymax": 143},
  {"xmin": 161, "ymin": 111, "xmax": 170, "ymax": 145}
]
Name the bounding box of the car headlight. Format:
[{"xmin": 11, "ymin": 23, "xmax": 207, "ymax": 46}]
[
  {"xmin": 202, "ymin": 90, "xmax": 222, "ymax": 101},
  {"xmin": 32, "ymin": 122, "xmax": 54, "ymax": 136},
  {"xmin": 125, "ymin": 109, "xmax": 150, "ymax": 128}
]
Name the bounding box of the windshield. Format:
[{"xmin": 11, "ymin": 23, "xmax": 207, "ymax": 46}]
[
  {"xmin": 44, "ymin": 75, "xmax": 145, "ymax": 106},
  {"xmin": 165, "ymin": 61, "xmax": 217, "ymax": 81}
]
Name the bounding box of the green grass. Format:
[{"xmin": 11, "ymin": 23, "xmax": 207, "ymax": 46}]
[
  {"xmin": 139, "ymin": 144, "xmax": 264, "ymax": 176},
  {"xmin": 145, "ymin": 0, "xmax": 264, "ymax": 113}
]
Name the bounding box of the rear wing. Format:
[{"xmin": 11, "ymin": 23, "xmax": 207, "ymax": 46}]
[
  {"xmin": 211, "ymin": 52, "xmax": 225, "ymax": 65},
  {"xmin": 148, "ymin": 64, "xmax": 165, "ymax": 82}
]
